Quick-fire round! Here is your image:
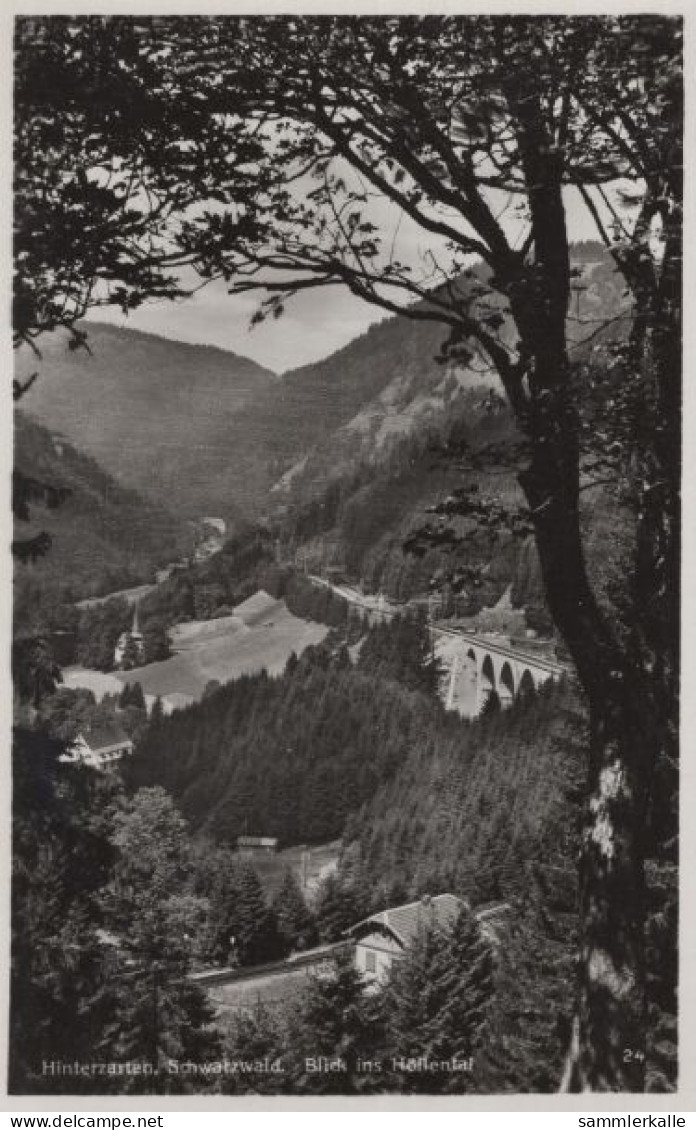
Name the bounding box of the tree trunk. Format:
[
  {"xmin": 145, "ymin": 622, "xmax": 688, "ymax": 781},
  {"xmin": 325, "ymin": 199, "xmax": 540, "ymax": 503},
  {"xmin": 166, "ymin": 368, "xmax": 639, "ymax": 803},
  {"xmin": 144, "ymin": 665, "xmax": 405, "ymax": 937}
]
[
  {"xmin": 513, "ymin": 241, "xmax": 652, "ymax": 1086},
  {"xmin": 523, "ymin": 446, "xmax": 650, "ymax": 1091},
  {"xmin": 571, "ymin": 691, "xmax": 650, "ymax": 1091},
  {"xmin": 494, "ymin": 74, "xmax": 679, "ymax": 1090},
  {"xmin": 520, "ymin": 293, "xmax": 680, "ymax": 1089}
]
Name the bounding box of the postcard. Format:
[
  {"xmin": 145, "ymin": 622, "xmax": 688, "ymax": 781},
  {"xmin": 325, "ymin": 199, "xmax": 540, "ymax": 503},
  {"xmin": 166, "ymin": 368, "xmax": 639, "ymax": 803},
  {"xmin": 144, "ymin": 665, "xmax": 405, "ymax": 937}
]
[{"xmin": 5, "ymin": 4, "xmax": 693, "ymax": 1112}]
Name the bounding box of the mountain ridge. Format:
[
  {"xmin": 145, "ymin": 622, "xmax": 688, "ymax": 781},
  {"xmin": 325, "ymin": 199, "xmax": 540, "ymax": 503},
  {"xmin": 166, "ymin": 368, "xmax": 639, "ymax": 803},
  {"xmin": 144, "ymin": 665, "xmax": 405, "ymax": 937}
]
[
  {"xmin": 13, "ymin": 412, "xmax": 193, "ymax": 607},
  {"xmin": 16, "ymin": 322, "xmax": 278, "ymax": 525},
  {"xmin": 16, "ymin": 243, "xmax": 623, "ymax": 539}
]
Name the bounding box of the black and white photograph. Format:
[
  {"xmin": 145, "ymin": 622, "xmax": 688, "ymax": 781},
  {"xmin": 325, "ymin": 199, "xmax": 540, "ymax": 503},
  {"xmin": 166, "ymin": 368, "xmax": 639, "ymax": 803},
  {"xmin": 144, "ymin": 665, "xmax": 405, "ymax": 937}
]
[{"xmin": 10, "ymin": 10, "xmax": 683, "ymax": 1099}]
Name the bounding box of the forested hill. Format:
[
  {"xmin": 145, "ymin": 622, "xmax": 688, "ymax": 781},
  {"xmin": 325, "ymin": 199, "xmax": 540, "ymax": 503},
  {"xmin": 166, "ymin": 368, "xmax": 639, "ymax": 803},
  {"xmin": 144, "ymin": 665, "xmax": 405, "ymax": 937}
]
[
  {"xmin": 16, "ymin": 244, "xmax": 623, "ymax": 531},
  {"xmin": 279, "ymin": 389, "xmax": 529, "ymax": 611},
  {"xmin": 267, "ymin": 242, "xmax": 626, "ymax": 513},
  {"xmin": 16, "ymin": 322, "xmax": 277, "ymax": 524},
  {"xmin": 128, "ymin": 638, "xmax": 458, "ymax": 846},
  {"xmin": 276, "ymin": 392, "xmax": 629, "ymax": 632},
  {"xmin": 270, "ymin": 243, "xmax": 631, "ymax": 620},
  {"xmin": 126, "ymin": 622, "xmax": 580, "ymax": 883},
  {"xmin": 14, "ymin": 413, "xmax": 192, "ymax": 602},
  {"xmin": 344, "ymin": 679, "xmax": 586, "ymax": 906},
  {"xmin": 234, "ymin": 311, "xmax": 491, "ymax": 498},
  {"xmin": 16, "ymin": 312, "xmax": 485, "ymax": 524}
]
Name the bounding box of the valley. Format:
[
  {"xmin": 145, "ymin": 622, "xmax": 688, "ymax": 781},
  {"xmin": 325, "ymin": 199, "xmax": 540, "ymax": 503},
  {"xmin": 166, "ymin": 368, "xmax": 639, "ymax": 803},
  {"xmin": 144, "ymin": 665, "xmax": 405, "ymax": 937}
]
[
  {"xmin": 8, "ymin": 234, "xmax": 661, "ymax": 1102},
  {"xmin": 15, "ymin": 295, "xmax": 506, "ymax": 526},
  {"xmin": 11, "ymin": 293, "xmax": 670, "ymax": 1093}
]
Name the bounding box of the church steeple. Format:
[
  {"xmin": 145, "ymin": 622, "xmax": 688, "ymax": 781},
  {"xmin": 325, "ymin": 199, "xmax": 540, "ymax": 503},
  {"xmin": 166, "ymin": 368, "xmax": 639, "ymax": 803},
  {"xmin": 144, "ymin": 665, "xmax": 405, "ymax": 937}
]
[
  {"xmin": 129, "ymin": 601, "xmax": 142, "ymax": 646},
  {"xmin": 114, "ymin": 602, "xmax": 144, "ymax": 668}
]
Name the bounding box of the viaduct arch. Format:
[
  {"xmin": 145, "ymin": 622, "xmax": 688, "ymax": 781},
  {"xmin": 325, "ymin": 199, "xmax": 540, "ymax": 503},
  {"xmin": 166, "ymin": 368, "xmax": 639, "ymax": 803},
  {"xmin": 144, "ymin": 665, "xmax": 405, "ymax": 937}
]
[{"xmin": 441, "ymin": 631, "xmax": 566, "ymax": 718}]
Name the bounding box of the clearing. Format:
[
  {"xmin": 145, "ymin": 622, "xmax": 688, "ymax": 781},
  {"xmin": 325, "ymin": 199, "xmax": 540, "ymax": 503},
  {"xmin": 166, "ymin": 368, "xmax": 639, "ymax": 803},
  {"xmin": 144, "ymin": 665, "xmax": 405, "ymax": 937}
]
[
  {"xmin": 64, "ymin": 590, "xmax": 328, "ymax": 711},
  {"xmin": 235, "ymin": 839, "xmax": 341, "ymax": 900}
]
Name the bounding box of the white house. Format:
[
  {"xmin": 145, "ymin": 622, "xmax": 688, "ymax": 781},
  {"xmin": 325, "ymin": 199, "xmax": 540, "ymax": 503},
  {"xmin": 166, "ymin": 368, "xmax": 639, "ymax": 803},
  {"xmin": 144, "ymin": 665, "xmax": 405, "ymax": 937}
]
[
  {"xmin": 347, "ymin": 893, "xmax": 464, "ymax": 983},
  {"xmin": 61, "ymin": 722, "xmax": 134, "ymax": 769},
  {"xmin": 347, "ymin": 894, "xmax": 509, "ymax": 984}
]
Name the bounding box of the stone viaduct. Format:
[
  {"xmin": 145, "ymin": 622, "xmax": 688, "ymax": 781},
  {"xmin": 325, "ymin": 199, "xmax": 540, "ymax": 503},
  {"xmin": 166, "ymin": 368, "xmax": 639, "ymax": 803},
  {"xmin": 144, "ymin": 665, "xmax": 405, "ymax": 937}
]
[
  {"xmin": 434, "ymin": 628, "xmax": 568, "ymax": 717},
  {"xmin": 308, "ymin": 574, "xmax": 568, "ymax": 718}
]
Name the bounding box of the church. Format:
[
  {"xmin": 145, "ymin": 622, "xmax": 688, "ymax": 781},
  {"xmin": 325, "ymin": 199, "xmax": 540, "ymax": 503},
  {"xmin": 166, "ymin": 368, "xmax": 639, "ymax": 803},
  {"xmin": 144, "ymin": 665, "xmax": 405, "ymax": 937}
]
[{"xmin": 114, "ymin": 604, "xmax": 144, "ymax": 668}]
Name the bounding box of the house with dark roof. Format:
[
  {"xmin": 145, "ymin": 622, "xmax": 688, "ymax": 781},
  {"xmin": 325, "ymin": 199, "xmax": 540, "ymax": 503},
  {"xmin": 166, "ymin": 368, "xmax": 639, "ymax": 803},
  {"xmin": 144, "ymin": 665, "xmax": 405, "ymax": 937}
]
[
  {"xmin": 61, "ymin": 722, "xmax": 134, "ymax": 769},
  {"xmin": 347, "ymin": 894, "xmax": 509, "ymax": 984},
  {"xmin": 347, "ymin": 894, "xmax": 464, "ymax": 983}
]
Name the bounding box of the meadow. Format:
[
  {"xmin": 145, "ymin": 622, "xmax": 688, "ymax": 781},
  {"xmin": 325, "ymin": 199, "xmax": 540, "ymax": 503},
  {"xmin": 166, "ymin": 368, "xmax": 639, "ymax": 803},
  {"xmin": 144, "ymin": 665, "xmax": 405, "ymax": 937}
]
[
  {"xmin": 64, "ymin": 591, "xmax": 329, "ymax": 710},
  {"xmin": 237, "ymin": 839, "xmax": 341, "ymax": 899}
]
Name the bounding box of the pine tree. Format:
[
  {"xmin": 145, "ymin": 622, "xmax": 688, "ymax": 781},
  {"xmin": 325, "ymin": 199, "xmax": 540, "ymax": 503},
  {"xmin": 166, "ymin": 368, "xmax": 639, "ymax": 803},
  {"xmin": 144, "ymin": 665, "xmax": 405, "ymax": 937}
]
[
  {"xmin": 129, "ymin": 681, "xmax": 146, "ymax": 711},
  {"xmin": 479, "ymin": 689, "xmax": 501, "ymax": 718},
  {"xmin": 199, "ymin": 866, "xmax": 240, "ymax": 966},
  {"xmin": 483, "ymin": 890, "xmax": 574, "ymax": 1093},
  {"xmin": 223, "ymin": 1001, "xmax": 289, "ymax": 1095},
  {"xmin": 357, "ymin": 612, "xmax": 441, "ymax": 698},
  {"xmin": 272, "ymin": 870, "xmax": 316, "ymax": 953},
  {"xmin": 120, "ymin": 634, "xmax": 141, "ymax": 672},
  {"xmin": 644, "ymin": 857, "xmax": 678, "ymax": 1091},
  {"xmin": 10, "ymin": 728, "xmax": 119, "ymax": 1094},
  {"xmin": 384, "ymin": 907, "xmax": 495, "ymax": 1093},
  {"xmin": 314, "ymin": 873, "xmax": 363, "ymax": 943},
  {"xmin": 149, "ymin": 696, "xmax": 165, "ymax": 728},
  {"xmin": 103, "ymin": 789, "xmax": 222, "ymax": 1091},
  {"xmin": 102, "ymin": 899, "xmax": 221, "ymax": 1094},
  {"xmin": 231, "ymin": 865, "xmax": 282, "ymax": 966},
  {"xmin": 142, "ymin": 618, "xmax": 170, "ymax": 665},
  {"xmin": 290, "ymin": 948, "xmax": 387, "ymax": 1094}
]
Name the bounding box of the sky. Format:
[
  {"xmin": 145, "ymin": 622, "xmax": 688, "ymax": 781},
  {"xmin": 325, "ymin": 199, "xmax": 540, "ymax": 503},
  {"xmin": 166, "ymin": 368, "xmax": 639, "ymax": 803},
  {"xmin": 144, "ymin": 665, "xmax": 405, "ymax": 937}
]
[
  {"xmin": 86, "ymin": 185, "xmax": 625, "ymax": 374},
  {"xmin": 88, "ymin": 278, "xmax": 391, "ymax": 376}
]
